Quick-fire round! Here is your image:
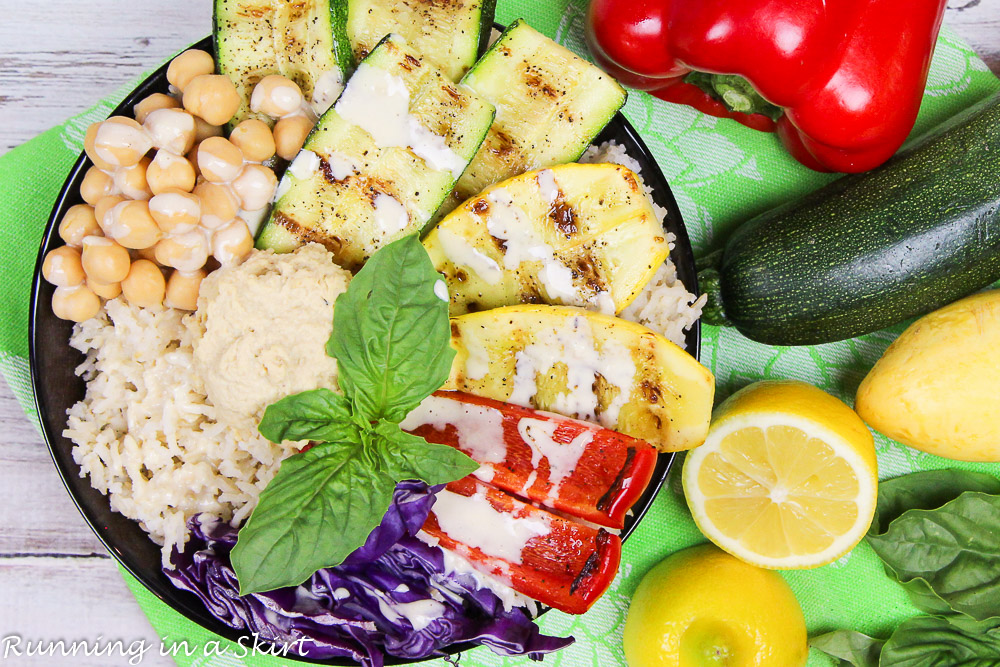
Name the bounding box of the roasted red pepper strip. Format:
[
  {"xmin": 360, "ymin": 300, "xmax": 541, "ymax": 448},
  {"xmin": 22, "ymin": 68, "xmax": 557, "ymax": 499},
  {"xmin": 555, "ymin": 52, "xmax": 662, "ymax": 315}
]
[
  {"xmin": 586, "ymin": 0, "xmax": 947, "ymax": 172},
  {"xmin": 402, "ymin": 391, "xmax": 658, "ymax": 529},
  {"xmin": 422, "ymin": 477, "xmax": 621, "ymax": 615}
]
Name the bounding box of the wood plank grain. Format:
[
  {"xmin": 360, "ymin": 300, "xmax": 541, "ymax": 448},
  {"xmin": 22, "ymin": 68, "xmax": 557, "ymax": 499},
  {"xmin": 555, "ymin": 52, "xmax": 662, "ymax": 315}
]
[
  {"xmin": 0, "ymin": 1, "xmax": 999, "ymax": 153},
  {"xmin": 946, "ymin": 0, "xmax": 1000, "ymax": 72},
  {"xmin": 0, "ymin": 0, "xmax": 211, "ymax": 153},
  {"xmin": 0, "ymin": 389, "xmax": 106, "ymax": 556},
  {"xmin": 0, "ymin": 556, "xmax": 171, "ymax": 666}
]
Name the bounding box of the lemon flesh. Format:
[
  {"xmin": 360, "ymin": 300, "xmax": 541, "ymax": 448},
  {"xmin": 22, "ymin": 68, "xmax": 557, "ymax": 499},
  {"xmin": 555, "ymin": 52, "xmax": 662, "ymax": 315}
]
[
  {"xmin": 683, "ymin": 381, "xmax": 877, "ymax": 569},
  {"xmin": 623, "ymin": 543, "xmax": 807, "ymax": 667}
]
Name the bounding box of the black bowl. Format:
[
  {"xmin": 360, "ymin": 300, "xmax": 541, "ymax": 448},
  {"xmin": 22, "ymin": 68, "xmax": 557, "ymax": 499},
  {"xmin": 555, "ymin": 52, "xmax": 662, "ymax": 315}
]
[{"xmin": 29, "ymin": 35, "xmax": 701, "ymax": 665}]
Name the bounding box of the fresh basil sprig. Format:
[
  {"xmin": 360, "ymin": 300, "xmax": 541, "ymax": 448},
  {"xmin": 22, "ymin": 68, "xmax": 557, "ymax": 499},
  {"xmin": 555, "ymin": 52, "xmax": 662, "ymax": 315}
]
[
  {"xmin": 812, "ymin": 470, "xmax": 1000, "ymax": 666},
  {"xmin": 328, "ymin": 233, "xmax": 456, "ymax": 422},
  {"xmin": 232, "ymin": 235, "xmax": 477, "ymax": 595},
  {"xmin": 867, "ymin": 470, "xmax": 1000, "ymax": 621},
  {"xmin": 809, "ymin": 630, "xmax": 884, "ymax": 667}
]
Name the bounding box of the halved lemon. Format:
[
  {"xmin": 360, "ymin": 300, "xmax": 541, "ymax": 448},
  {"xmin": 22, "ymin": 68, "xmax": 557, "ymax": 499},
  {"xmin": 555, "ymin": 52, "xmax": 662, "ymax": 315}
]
[{"xmin": 682, "ymin": 380, "xmax": 878, "ymax": 569}]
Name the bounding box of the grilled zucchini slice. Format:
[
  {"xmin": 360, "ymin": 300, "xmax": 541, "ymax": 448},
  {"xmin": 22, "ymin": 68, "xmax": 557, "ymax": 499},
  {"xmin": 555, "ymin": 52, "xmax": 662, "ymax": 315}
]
[
  {"xmin": 256, "ymin": 34, "xmax": 495, "ymax": 270},
  {"xmin": 423, "ymin": 163, "xmax": 671, "ymax": 315},
  {"xmin": 337, "ymin": 0, "xmax": 496, "ymax": 81},
  {"xmin": 214, "ymin": 0, "xmax": 353, "ymax": 125},
  {"xmin": 444, "ymin": 305, "xmax": 714, "ymax": 452},
  {"xmin": 445, "ymin": 20, "xmax": 626, "ymax": 211}
]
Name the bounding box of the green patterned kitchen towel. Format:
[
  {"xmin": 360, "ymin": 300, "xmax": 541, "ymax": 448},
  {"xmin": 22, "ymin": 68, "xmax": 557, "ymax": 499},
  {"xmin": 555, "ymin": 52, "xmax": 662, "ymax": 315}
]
[{"xmin": 2, "ymin": 1, "xmax": 1000, "ymax": 665}]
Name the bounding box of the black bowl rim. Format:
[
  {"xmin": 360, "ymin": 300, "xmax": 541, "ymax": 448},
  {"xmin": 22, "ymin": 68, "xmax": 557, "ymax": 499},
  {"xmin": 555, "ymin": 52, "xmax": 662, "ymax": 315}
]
[{"xmin": 28, "ymin": 35, "xmax": 700, "ymax": 665}]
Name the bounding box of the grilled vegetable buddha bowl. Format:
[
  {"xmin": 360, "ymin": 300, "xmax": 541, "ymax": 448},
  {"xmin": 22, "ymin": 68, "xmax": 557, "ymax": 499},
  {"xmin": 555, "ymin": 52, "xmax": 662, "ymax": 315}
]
[{"xmin": 33, "ymin": 1, "xmax": 713, "ymax": 664}]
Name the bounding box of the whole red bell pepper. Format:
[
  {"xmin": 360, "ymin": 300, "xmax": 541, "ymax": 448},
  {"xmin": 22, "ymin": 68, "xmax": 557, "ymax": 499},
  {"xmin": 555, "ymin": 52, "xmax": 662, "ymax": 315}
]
[{"xmin": 585, "ymin": 0, "xmax": 948, "ymax": 173}]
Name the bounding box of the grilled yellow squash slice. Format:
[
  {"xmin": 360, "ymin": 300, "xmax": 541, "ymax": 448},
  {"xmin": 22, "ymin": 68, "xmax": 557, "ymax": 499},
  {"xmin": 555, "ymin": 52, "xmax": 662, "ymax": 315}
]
[
  {"xmin": 443, "ymin": 305, "xmax": 714, "ymax": 451},
  {"xmin": 423, "ymin": 163, "xmax": 671, "ymax": 315}
]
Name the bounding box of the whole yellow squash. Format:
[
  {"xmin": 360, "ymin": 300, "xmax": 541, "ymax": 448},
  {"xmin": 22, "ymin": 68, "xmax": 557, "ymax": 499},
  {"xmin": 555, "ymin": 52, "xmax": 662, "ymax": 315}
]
[{"xmin": 856, "ymin": 290, "xmax": 1000, "ymax": 462}]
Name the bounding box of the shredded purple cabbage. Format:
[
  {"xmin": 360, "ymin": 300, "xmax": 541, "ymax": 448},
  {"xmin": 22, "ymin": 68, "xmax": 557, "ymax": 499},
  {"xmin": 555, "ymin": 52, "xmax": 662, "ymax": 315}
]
[{"xmin": 165, "ymin": 481, "xmax": 572, "ymax": 666}]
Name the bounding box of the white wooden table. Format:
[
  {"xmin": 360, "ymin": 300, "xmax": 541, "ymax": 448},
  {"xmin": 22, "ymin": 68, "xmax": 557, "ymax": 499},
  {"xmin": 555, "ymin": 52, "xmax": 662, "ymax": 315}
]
[{"xmin": 1, "ymin": 1, "xmax": 999, "ymax": 665}]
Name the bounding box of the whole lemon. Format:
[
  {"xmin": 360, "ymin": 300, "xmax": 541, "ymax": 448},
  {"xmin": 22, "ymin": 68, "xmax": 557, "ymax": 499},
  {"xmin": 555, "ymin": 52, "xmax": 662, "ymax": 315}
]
[{"xmin": 623, "ymin": 543, "xmax": 807, "ymax": 667}]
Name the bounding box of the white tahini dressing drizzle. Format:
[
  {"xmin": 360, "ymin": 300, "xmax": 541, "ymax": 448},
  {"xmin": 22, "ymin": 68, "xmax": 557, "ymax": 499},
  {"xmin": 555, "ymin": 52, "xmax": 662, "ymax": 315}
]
[
  {"xmin": 288, "ymin": 149, "xmax": 322, "ymax": 180},
  {"xmin": 536, "ymin": 169, "xmax": 560, "ymax": 204},
  {"xmin": 94, "ymin": 122, "xmax": 152, "ymax": 166},
  {"xmin": 433, "ymin": 280, "xmax": 449, "ymax": 302},
  {"xmin": 373, "ymin": 193, "xmax": 409, "ymax": 236},
  {"xmin": 143, "ymin": 108, "xmax": 195, "ymax": 155},
  {"xmin": 510, "ymin": 314, "xmax": 637, "ymax": 428},
  {"xmin": 517, "ymin": 418, "xmax": 593, "ymax": 496},
  {"xmin": 388, "ymin": 599, "xmax": 447, "ymax": 632},
  {"xmin": 400, "ymin": 395, "xmax": 506, "ymax": 468},
  {"xmin": 421, "ymin": 536, "xmax": 538, "ymax": 614},
  {"xmin": 437, "ymin": 227, "xmax": 502, "ymax": 285},
  {"xmin": 460, "ymin": 325, "xmax": 491, "ymax": 381},
  {"xmin": 430, "ymin": 489, "xmax": 550, "ymax": 564},
  {"xmin": 311, "ymin": 70, "xmax": 344, "ymax": 115},
  {"xmin": 335, "ymin": 63, "xmax": 467, "ymax": 178},
  {"xmin": 325, "ymin": 152, "xmax": 357, "ymax": 181},
  {"xmin": 149, "ymin": 193, "xmax": 199, "ymax": 234},
  {"xmin": 486, "ymin": 188, "xmax": 577, "ymax": 302}
]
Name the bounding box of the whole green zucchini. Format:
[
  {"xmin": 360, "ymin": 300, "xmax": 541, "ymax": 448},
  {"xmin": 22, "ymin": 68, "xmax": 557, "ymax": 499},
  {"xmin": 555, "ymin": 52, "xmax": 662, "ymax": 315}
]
[{"xmin": 701, "ymin": 92, "xmax": 1000, "ymax": 346}]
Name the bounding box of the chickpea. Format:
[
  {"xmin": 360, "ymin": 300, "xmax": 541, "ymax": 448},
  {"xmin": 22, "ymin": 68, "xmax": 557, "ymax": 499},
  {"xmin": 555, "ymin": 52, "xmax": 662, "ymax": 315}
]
[
  {"xmin": 85, "ymin": 117, "xmax": 152, "ymax": 169},
  {"xmin": 42, "ymin": 246, "xmax": 85, "ymax": 287},
  {"xmin": 193, "ymin": 181, "xmax": 239, "ymax": 229},
  {"xmin": 143, "ymin": 107, "xmax": 197, "ymax": 156},
  {"xmin": 164, "ymin": 268, "xmax": 205, "ymax": 311},
  {"xmin": 167, "ymin": 49, "xmax": 215, "ymax": 92},
  {"xmin": 149, "ymin": 190, "xmax": 201, "ymax": 233},
  {"xmin": 193, "ymin": 115, "xmax": 223, "ymax": 143},
  {"xmin": 146, "ymin": 149, "xmax": 197, "ymax": 194},
  {"xmin": 250, "ymin": 75, "xmax": 304, "ymax": 118},
  {"xmin": 230, "ymin": 118, "xmax": 276, "ymax": 162},
  {"xmin": 212, "ymin": 218, "xmax": 253, "ymax": 266},
  {"xmin": 273, "ymin": 115, "xmax": 313, "ymax": 161},
  {"xmin": 112, "ymin": 156, "xmax": 152, "ymax": 201},
  {"xmin": 52, "ymin": 285, "xmax": 101, "ymax": 323},
  {"xmin": 133, "ymin": 246, "xmax": 159, "ymax": 264},
  {"xmin": 183, "ymin": 74, "xmax": 240, "ymax": 126},
  {"xmin": 121, "ymin": 259, "xmax": 166, "ymax": 308},
  {"xmin": 154, "ymin": 229, "xmax": 209, "ymax": 273},
  {"xmin": 134, "ymin": 92, "xmax": 181, "ymax": 124},
  {"xmin": 58, "ymin": 205, "xmax": 101, "ymax": 247},
  {"xmin": 231, "ymin": 164, "xmax": 278, "ymax": 211},
  {"xmin": 87, "ymin": 278, "xmax": 122, "ymax": 299},
  {"xmin": 81, "ymin": 236, "xmax": 131, "ymax": 284},
  {"xmin": 197, "ymin": 136, "xmax": 244, "ymax": 183},
  {"xmin": 80, "ymin": 166, "xmax": 116, "ymax": 205},
  {"xmin": 105, "ymin": 200, "xmax": 161, "ymax": 249},
  {"xmin": 186, "ymin": 142, "xmax": 202, "ymax": 179},
  {"xmin": 94, "ymin": 195, "xmax": 127, "ymax": 232}
]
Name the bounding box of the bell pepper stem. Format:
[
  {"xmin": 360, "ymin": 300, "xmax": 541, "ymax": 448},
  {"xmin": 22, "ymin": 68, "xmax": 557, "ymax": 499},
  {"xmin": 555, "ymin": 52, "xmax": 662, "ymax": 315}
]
[{"xmin": 684, "ymin": 72, "xmax": 784, "ymax": 122}]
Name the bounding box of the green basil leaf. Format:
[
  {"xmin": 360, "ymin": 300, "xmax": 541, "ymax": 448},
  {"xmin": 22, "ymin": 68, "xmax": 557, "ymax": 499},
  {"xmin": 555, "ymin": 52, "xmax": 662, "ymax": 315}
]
[
  {"xmin": 257, "ymin": 389, "xmax": 360, "ymax": 444},
  {"xmin": 880, "ymin": 615, "xmax": 1000, "ymax": 667},
  {"xmin": 231, "ymin": 442, "xmax": 396, "ymax": 594},
  {"xmin": 328, "ymin": 235, "xmax": 454, "ymax": 423},
  {"xmin": 869, "ymin": 470, "xmax": 1000, "ymax": 536},
  {"xmin": 374, "ymin": 421, "xmax": 478, "ymax": 485},
  {"xmin": 808, "ymin": 630, "xmax": 884, "ymax": 667},
  {"xmin": 867, "ymin": 492, "xmax": 1000, "ymax": 622}
]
